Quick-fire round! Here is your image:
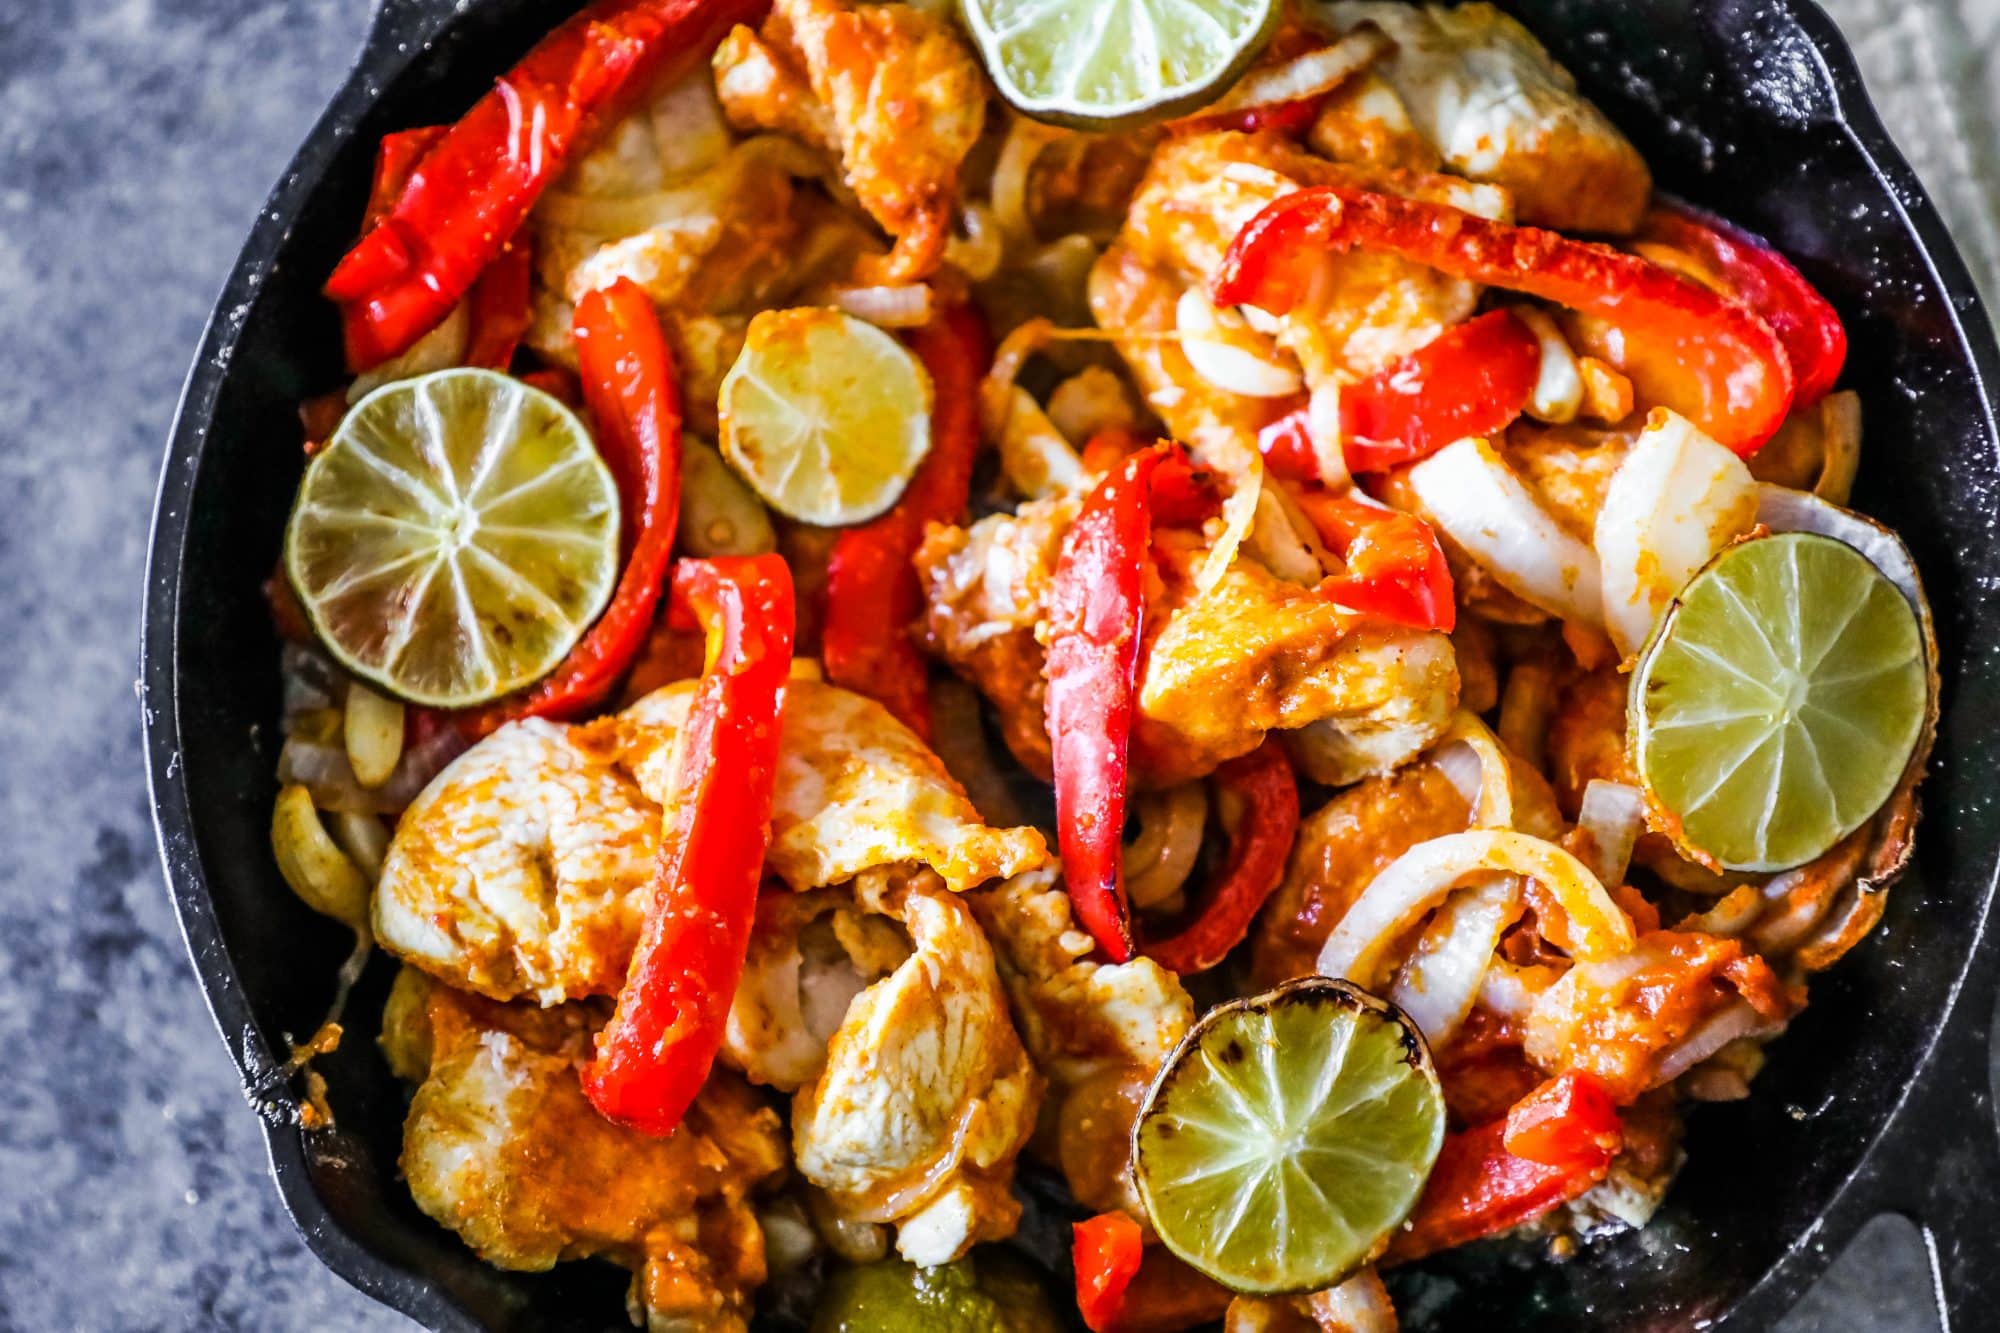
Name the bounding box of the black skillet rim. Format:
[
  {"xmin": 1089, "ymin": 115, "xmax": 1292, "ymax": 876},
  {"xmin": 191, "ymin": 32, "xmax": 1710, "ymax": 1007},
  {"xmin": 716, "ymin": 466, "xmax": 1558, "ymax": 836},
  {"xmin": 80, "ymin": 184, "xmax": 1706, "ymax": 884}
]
[{"xmin": 139, "ymin": 1, "xmax": 2000, "ymax": 1329}]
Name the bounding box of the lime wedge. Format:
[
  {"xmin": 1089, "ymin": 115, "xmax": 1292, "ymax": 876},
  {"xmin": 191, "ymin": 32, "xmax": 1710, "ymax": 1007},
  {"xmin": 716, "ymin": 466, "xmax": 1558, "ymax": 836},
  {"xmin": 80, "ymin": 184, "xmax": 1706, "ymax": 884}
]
[
  {"xmin": 284, "ymin": 368, "xmax": 621, "ymax": 708},
  {"xmin": 718, "ymin": 308, "xmax": 933, "ymax": 526},
  {"xmin": 1132, "ymin": 977, "xmax": 1445, "ymax": 1294},
  {"xmin": 961, "ymin": 0, "xmax": 1278, "ymax": 129},
  {"xmin": 1630, "ymin": 531, "xmax": 1927, "ymax": 872}
]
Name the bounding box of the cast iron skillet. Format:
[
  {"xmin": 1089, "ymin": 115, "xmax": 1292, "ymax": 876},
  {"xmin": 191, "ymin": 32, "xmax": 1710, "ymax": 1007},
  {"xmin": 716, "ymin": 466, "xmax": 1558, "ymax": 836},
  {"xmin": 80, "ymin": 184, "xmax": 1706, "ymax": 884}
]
[{"xmin": 142, "ymin": 0, "xmax": 2000, "ymax": 1328}]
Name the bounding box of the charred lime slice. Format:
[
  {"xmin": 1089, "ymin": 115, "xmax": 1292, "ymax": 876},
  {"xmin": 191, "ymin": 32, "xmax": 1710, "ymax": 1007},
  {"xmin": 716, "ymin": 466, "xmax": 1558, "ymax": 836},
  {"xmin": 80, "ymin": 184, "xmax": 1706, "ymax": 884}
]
[
  {"xmin": 284, "ymin": 368, "xmax": 620, "ymax": 708},
  {"xmin": 1132, "ymin": 977, "xmax": 1444, "ymax": 1293},
  {"xmin": 1630, "ymin": 529, "xmax": 1928, "ymax": 872}
]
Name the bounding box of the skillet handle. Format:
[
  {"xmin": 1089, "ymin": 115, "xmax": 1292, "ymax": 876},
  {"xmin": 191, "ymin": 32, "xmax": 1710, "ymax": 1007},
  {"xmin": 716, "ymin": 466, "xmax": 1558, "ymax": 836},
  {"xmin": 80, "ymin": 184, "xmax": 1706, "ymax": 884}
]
[{"xmin": 1862, "ymin": 948, "xmax": 2000, "ymax": 1332}]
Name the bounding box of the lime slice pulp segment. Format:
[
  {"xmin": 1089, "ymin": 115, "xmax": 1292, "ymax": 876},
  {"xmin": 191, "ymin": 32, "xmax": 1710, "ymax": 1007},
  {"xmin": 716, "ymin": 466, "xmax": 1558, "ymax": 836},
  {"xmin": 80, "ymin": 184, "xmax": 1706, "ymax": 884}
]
[
  {"xmin": 285, "ymin": 368, "xmax": 621, "ymax": 708},
  {"xmin": 1133, "ymin": 977, "xmax": 1445, "ymax": 1294},
  {"xmin": 961, "ymin": 0, "xmax": 1279, "ymax": 129},
  {"xmin": 719, "ymin": 307, "xmax": 933, "ymax": 526},
  {"xmin": 1630, "ymin": 531, "xmax": 1927, "ymax": 872}
]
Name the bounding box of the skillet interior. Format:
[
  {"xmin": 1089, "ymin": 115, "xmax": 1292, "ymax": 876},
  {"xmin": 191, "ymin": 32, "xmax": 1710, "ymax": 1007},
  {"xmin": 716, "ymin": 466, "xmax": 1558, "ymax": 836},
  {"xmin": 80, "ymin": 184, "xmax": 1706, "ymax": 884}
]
[{"xmin": 142, "ymin": 0, "xmax": 2000, "ymax": 1329}]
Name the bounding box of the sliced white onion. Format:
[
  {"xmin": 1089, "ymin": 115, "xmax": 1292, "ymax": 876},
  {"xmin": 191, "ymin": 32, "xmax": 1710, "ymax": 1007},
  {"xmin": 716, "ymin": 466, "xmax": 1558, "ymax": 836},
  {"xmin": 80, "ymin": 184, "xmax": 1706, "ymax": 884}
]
[
  {"xmin": 1207, "ymin": 27, "xmax": 1391, "ymax": 115},
  {"xmin": 1428, "ymin": 710, "xmax": 1515, "ymax": 830},
  {"xmin": 342, "ymin": 682, "xmax": 405, "ymax": 789},
  {"xmin": 1651, "ymin": 1001, "xmax": 1772, "ymax": 1087},
  {"xmin": 1194, "ymin": 457, "xmax": 1265, "ymax": 596},
  {"xmin": 1593, "ymin": 409, "xmax": 1758, "ymax": 657},
  {"xmin": 1812, "ymin": 390, "xmax": 1862, "ymax": 505},
  {"xmin": 279, "ymin": 724, "xmax": 466, "ymax": 816},
  {"xmin": 1175, "ymin": 288, "xmax": 1302, "ymax": 398},
  {"xmin": 330, "ymin": 810, "xmax": 390, "ymax": 883},
  {"xmin": 270, "ymin": 785, "xmax": 371, "ymax": 930},
  {"xmin": 1573, "ymin": 779, "xmax": 1645, "ymax": 888},
  {"xmin": 1388, "ymin": 875, "xmax": 1521, "ymax": 1046},
  {"xmin": 1317, "ymin": 831, "xmax": 1636, "ymax": 986},
  {"xmin": 1477, "ymin": 958, "xmax": 1561, "ymax": 1021},
  {"xmin": 1126, "ymin": 784, "xmax": 1208, "ymax": 910},
  {"xmin": 991, "ymin": 118, "xmax": 1070, "ymax": 249},
  {"xmin": 1496, "ymin": 657, "xmax": 1555, "ymax": 774},
  {"xmin": 1511, "ymin": 306, "xmax": 1583, "ymax": 424},
  {"xmin": 944, "ymin": 202, "xmax": 1003, "ymax": 282},
  {"xmin": 823, "ymin": 283, "xmax": 934, "ymax": 329},
  {"xmin": 1407, "ymin": 437, "xmax": 1604, "ymax": 626},
  {"xmin": 1306, "ymin": 381, "xmax": 1352, "ymax": 490},
  {"xmin": 1246, "ymin": 481, "xmax": 1334, "ymax": 585},
  {"xmin": 994, "ymin": 386, "xmax": 1089, "ymax": 500}
]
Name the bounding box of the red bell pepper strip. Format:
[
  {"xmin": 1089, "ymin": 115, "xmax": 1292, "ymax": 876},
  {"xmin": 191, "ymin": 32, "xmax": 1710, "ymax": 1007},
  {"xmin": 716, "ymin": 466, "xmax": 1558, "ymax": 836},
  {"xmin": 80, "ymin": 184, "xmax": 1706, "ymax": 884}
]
[
  {"xmin": 1139, "ymin": 741, "xmax": 1299, "ymax": 974},
  {"xmin": 462, "ymin": 236, "xmax": 534, "ymax": 371},
  {"xmin": 363, "ymin": 127, "xmax": 447, "ymax": 230},
  {"xmin": 580, "ymin": 555, "xmax": 794, "ymax": 1135},
  {"xmin": 1294, "ymin": 491, "xmax": 1456, "ymax": 632},
  {"xmin": 1074, "ymin": 1212, "xmax": 1145, "ymax": 1333},
  {"xmin": 1638, "ymin": 199, "xmax": 1847, "ymax": 408},
  {"xmin": 1502, "ymin": 1071, "xmax": 1623, "ymax": 1171},
  {"xmin": 461, "ymin": 278, "xmax": 681, "ymax": 736},
  {"xmin": 823, "ymin": 305, "xmax": 989, "ymax": 740},
  {"xmin": 1047, "ymin": 443, "xmax": 1202, "ymax": 962},
  {"xmin": 324, "ymin": 0, "xmax": 763, "ymax": 370},
  {"xmin": 1255, "ymin": 311, "xmax": 1539, "ymax": 478},
  {"xmin": 1389, "ymin": 1078, "xmax": 1622, "ymax": 1262},
  {"xmin": 1212, "ymin": 185, "xmax": 1796, "ymax": 455},
  {"xmin": 1342, "ymin": 310, "xmax": 1541, "ymax": 472}
]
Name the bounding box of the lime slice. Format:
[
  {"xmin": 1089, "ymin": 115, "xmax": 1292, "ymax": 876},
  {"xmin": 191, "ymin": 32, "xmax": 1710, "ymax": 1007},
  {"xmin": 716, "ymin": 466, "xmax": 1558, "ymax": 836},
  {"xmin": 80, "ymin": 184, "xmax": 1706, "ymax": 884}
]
[
  {"xmin": 1132, "ymin": 977, "xmax": 1445, "ymax": 1294},
  {"xmin": 961, "ymin": 0, "xmax": 1278, "ymax": 129},
  {"xmin": 284, "ymin": 368, "xmax": 621, "ymax": 708},
  {"xmin": 1630, "ymin": 531, "xmax": 1927, "ymax": 872},
  {"xmin": 718, "ymin": 308, "xmax": 932, "ymax": 526}
]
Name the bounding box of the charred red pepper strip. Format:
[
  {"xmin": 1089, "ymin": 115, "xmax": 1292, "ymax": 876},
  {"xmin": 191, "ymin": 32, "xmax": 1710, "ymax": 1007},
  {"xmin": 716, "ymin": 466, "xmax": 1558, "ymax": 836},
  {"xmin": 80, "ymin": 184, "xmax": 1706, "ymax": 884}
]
[
  {"xmin": 1213, "ymin": 185, "xmax": 1796, "ymax": 455},
  {"xmin": 581, "ymin": 555, "xmax": 794, "ymax": 1135},
  {"xmin": 1502, "ymin": 1072, "xmax": 1623, "ymax": 1171},
  {"xmin": 325, "ymin": 0, "xmax": 764, "ymax": 370},
  {"xmin": 823, "ymin": 305, "xmax": 989, "ymax": 740},
  {"xmin": 363, "ymin": 127, "xmax": 447, "ymax": 230},
  {"xmin": 1343, "ymin": 309, "xmax": 1541, "ymax": 472},
  {"xmin": 461, "ymin": 278, "xmax": 681, "ymax": 736},
  {"xmin": 1256, "ymin": 407, "xmax": 1319, "ymax": 483},
  {"xmin": 1389, "ymin": 1078, "xmax": 1621, "ymax": 1263},
  {"xmin": 462, "ymin": 236, "xmax": 534, "ymax": 370},
  {"xmin": 1047, "ymin": 443, "xmax": 1194, "ymax": 962},
  {"xmin": 1073, "ymin": 1212, "xmax": 1145, "ymax": 1333},
  {"xmin": 1139, "ymin": 741, "xmax": 1299, "ymax": 974},
  {"xmin": 1294, "ymin": 491, "xmax": 1456, "ymax": 632},
  {"xmin": 1638, "ymin": 199, "xmax": 1848, "ymax": 408}
]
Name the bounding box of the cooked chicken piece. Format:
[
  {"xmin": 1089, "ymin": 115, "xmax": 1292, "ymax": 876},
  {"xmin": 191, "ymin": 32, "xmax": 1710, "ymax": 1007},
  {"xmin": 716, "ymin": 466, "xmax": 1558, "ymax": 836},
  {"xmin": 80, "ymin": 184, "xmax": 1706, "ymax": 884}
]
[
  {"xmin": 1115, "ymin": 130, "xmax": 1505, "ymax": 381},
  {"xmin": 401, "ymin": 986, "xmax": 785, "ymax": 1331},
  {"xmin": 1523, "ymin": 930, "xmax": 1798, "ymax": 1101},
  {"xmin": 1139, "ymin": 560, "xmax": 1458, "ymax": 786},
  {"xmin": 792, "ymin": 884, "xmax": 1039, "ymax": 1264},
  {"xmin": 1308, "ymin": 70, "xmax": 1440, "ymax": 172},
  {"xmin": 713, "ymin": 0, "xmax": 986, "ymax": 282},
  {"xmin": 1545, "ymin": 668, "xmax": 1743, "ymax": 895},
  {"xmin": 969, "ymin": 867, "xmax": 1195, "ymax": 1214},
  {"xmin": 1501, "ymin": 420, "xmax": 1636, "ymax": 542},
  {"xmin": 1252, "ymin": 760, "xmax": 1471, "ymax": 986},
  {"xmin": 379, "ymin": 964, "xmax": 435, "ymax": 1082},
  {"xmin": 722, "ymin": 888, "xmax": 909, "ymax": 1092},
  {"xmin": 374, "ymin": 719, "xmax": 657, "ymax": 1005},
  {"xmin": 604, "ymin": 677, "xmax": 1047, "ymax": 894},
  {"xmin": 1225, "ymin": 1268, "xmax": 1399, "ymax": 1333},
  {"xmin": 1323, "ymin": 2, "xmax": 1652, "ymax": 234},
  {"xmin": 376, "ymin": 683, "xmax": 1045, "ymax": 1004},
  {"xmin": 1086, "ymin": 242, "xmax": 1298, "ymax": 465},
  {"xmin": 917, "ymin": 500, "xmax": 1458, "ymax": 789}
]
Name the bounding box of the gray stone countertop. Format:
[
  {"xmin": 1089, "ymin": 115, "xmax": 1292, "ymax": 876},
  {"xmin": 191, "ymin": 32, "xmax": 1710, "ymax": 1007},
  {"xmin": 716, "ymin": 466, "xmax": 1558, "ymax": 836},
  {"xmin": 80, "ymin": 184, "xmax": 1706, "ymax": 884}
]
[{"xmin": 0, "ymin": 0, "xmax": 1991, "ymax": 1328}]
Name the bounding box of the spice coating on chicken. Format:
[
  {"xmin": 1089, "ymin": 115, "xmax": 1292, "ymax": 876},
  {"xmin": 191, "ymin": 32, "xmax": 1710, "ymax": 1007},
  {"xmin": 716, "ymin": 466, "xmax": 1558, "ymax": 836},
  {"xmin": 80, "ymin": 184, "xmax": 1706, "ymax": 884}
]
[
  {"xmin": 400, "ymin": 987, "xmax": 785, "ymax": 1331},
  {"xmin": 1322, "ymin": 2, "xmax": 1652, "ymax": 234},
  {"xmin": 375, "ymin": 682, "xmax": 1045, "ymax": 1004},
  {"xmin": 713, "ymin": 0, "xmax": 986, "ymax": 282},
  {"xmin": 791, "ymin": 884, "xmax": 1040, "ymax": 1264}
]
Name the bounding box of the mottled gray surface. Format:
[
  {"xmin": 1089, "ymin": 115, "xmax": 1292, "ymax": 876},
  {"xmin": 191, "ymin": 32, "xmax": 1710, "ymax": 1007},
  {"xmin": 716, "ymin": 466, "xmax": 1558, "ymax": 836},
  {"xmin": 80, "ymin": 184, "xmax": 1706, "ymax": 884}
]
[{"xmin": 0, "ymin": 0, "xmax": 1989, "ymax": 1329}]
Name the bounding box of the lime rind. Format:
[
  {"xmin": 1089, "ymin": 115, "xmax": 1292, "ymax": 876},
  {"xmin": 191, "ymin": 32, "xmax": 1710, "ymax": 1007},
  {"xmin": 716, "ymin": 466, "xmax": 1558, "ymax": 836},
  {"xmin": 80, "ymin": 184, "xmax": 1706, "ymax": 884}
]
[
  {"xmin": 286, "ymin": 368, "xmax": 621, "ymax": 708},
  {"xmin": 962, "ymin": 0, "xmax": 1279, "ymax": 129},
  {"xmin": 1630, "ymin": 532, "xmax": 1927, "ymax": 872},
  {"xmin": 1133, "ymin": 978, "xmax": 1444, "ymax": 1294}
]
